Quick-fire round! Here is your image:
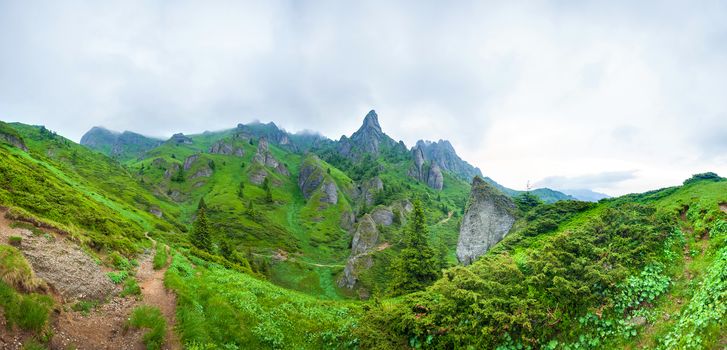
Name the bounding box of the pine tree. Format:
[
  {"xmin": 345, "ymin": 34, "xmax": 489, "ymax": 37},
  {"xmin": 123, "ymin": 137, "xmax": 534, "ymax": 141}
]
[
  {"xmin": 389, "ymin": 200, "xmax": 440, "ymax": 295},
  {"xmin": 173, "ymin": 168, "xmax": 185, "ymax": 182},
  {"xmin": 197, "ymin": 197, "xmax": 207, "ymax": 210},
  {"xmin": 262, "ymin": 177, "xmax": 273, "ymax": 203},
  {"xmin": 191, "ymin": 205, "xmax": 211, "ymax": 251},
  {"xmin": 237, "ymin": 181, "xmax": 245, "ymax": 199}
]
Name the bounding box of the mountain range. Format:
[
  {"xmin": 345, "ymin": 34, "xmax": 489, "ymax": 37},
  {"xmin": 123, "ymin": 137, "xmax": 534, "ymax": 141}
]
[{"xmin": 0, "ymin": 112, "xmax": 724, "ymax": 349}]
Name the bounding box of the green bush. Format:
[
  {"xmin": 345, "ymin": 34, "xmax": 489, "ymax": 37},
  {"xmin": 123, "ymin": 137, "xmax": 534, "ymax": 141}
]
[
  {"xmin": 121, "ymin": 277, "xmax": 141, "ymax": 297},
  {"xmin": 128, "ymin": 305, "xmax": 167, "ymax": 350},
  {"xmin": 153, "ymin": 244, "xmax": 168, "ymax": 270},
  {"xmin": 107, "ymin": 271, "xmax": 128, "ymax": 284},
  {"xmin": 109, "ymin": 252, "xmax": 132, "ymax": 270},
  {"xmin": 71, "ymin": 299, "xmax": 99, "ymax": 316}
]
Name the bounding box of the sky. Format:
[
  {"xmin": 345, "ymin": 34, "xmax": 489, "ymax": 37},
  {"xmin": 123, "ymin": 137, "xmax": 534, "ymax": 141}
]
[{"xmin": 1, "ymin": 0, "xmax": 726, "ymax": 196}]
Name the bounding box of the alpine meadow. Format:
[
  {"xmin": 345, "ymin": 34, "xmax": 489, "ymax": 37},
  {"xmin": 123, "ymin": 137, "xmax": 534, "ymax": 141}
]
[{"xmin": 0, "ymin": 1, "xmax": 726, "ymax": 349}]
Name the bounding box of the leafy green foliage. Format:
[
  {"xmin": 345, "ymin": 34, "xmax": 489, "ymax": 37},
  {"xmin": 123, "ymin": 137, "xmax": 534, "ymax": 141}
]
[
  {"xmin": 358, "ymin": 203, "xmax": 671, "ymax": 348},
  {"xmin": 683, "ymin": 172, "xmax": 724, "ymax": 185},
  {"xmin": 107, "ymin": 270, "xmax": 128, "ymax": 284},
  {"xmin": 514, "ymin": 191, "xmax": 543, "ymax": 212},
  {"xmin": 71, "ymin": 300, "xmax": 99, "ymax": 316},
  {"xmin": 657, "ymin": 219, "xmax": 727, "ymax": 349}
]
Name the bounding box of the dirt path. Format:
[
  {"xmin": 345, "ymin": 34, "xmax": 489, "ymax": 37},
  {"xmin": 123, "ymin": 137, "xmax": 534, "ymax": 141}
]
[
  {"xmin": 251, "ymin": 252, "xmax": 345, "ymax": 268},
  {"xmin": 139, "ymin": 236, "xmax": 181, "ymax": 350},
  {"xmin": 436, "ymin": 211, "xmax": 454, "ymax": 225},
  {"xmin": 0, "ymin": 210, "xmax": 181, "ymax": 349}
]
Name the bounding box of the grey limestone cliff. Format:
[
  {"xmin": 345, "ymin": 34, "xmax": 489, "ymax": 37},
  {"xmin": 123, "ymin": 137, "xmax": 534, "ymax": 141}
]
[{"xmin": 456, "ymin": 176, "xmax": 516, "ymax": 265}]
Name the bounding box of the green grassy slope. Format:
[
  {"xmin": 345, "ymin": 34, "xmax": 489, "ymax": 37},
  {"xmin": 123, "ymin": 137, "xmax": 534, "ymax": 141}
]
[{"xmin": 0, "ymin": 123, "xmax": 181, "ymax": 253}]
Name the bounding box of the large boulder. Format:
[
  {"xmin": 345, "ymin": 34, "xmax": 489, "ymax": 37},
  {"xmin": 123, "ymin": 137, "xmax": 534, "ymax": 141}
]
[
  {"xmin": 456, "ymin": 177, "xmax": 516, "ymax": 265},
  {"xmin": 356, "ymin": 177, "xmax": 384, "ymax": 206},
  {"xmin": 208, "ymin": 140, "xmax": 244, "ymax": 156},
  {"xmin": 371, "ymin": 207, "xmax": 394, "ymax": 227},
  {"xmin": 338, "ymin": 214, "xmax": 379, "ymax": 290}
]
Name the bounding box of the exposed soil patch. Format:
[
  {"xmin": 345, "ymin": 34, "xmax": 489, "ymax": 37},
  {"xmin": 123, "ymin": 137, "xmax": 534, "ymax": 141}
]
[
  {"xmin": 376, "ymin": 242, "xmax": 391, "ymax": 251},
  {"xmin": 51, "ymin": 296, "xmax": 145, "ymax": 350},
  {"xmin": 0, "ymin": 211, "xmax": 115, "ymax": 301},
  {"xmin": 720, "ymin": 203, "xmax": 727, "ymax": 214}
]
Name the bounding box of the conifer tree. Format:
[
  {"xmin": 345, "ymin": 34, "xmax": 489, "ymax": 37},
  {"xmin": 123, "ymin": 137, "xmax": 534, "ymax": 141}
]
[
  {"xmin": 389, "ymin": 199, "xmax": 440, "ymax": 295},
  {"xmin": 237, "ymin": 181, "xmax": 245, "ymax": 199},
  {"xmin": 191, "ymin": 199, "xmax": 211, "ymax": 251},
  {"xmin": 262, "ymin": 177, "xmax": 273, "ymax": 203}
]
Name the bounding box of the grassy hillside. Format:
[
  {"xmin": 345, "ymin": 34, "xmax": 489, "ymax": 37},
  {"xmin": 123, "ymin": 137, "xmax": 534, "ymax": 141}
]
[
  {"xmin": 354, "ymin": 177, "xmax": 727, "ymax": 349},
  {"xmin": 0, "ymin": 123, "xmax": 181, "ymax": 253},
  {"xmin": 1, "ymin": 120, "xmax": 724, "ymax": 349}
]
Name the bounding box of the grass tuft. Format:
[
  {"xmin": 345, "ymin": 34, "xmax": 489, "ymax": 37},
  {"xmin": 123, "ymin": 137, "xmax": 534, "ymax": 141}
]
[
  {"xmin": 128, "ymin": 305, "xmax": 167, "ymax": 350},
  {"xmin": 0, "ymin": 244, "xmax": 46, "ymax": 292},
  {"xmin": 153, "ymin": 244, "xmax": 169, "ymax": 270}
]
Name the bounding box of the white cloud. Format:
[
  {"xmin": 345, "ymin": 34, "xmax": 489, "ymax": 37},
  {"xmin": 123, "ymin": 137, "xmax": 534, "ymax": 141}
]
[{"xmin": 1, "ymin": 0, "xmax": 726, "ymax": 195}]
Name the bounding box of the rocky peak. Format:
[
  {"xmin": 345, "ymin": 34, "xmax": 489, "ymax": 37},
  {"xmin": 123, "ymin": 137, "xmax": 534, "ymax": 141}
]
[
  {"xmin": 408, "ymin": 145, "xmax": 444, "ymax": 190},
  {"xmin": 359, "ymin": 110, "xmax": 382, "ymax": 134},
  {"xmin": 456, "ymin": 176, "xmax": 517, "ymax": 265},
  {"xmin": 169, "ymin": 133, "xmax": 193, "ymax": 145},
  {"xmin": 80, "ymin": 126, "xmax": 117, "ymax": 147},
  {"xmin": 344, "ymin": 110, "xmax": 397, "ymax": 157},
  {"xmin": 414, "ymin": 139, "xmax": 482, "ymax": 181},
  {"xmin": 80, "ymin": 126, "xmax": 161, "ymax": 159}
]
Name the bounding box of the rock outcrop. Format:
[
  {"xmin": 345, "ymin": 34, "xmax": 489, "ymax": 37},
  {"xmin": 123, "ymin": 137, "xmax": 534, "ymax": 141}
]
[
  {"xmin": 456, "ymin": 177, "xmax": 517, "ymax": 265},
  {"xmin": 163, "ymin": 163, "xmax": 180, "ymax": 179},
  {"xmin": 414, "ymin": 139, "xmax": 483, "ymax": 181},
  {"xmin": 298, "ymin": 154, "xmax": 339, "ymax": 205},
  {"xmin": 183, "ymin": 154, "xmax": 199, "ymax": 170},
  {"xmin": 169, "ymin": 133, "xmax": 193, "ymax": 145},
  {"xmin": 370, "ymin": 207, "xmax": 394, "ymax": 226},
  {"xmin": 252, "ymin": 137, "xmax": 289, "ymax": 176},
  {"xmin": 408, "ymin": 145, "xmax": 444, "ymax": 190},
  {"xmin": 339, "ymin": 214, "xmax": 379, "ymax": 290},
  {"xmin": 0, "ymin": 122, "xmax": 28, "ymax": 151},
  {"xmin": 356, "ymin": 177, "xmax": 384, "ymax": 206},
  {"xmin": 208, "ymin": 140, "xmax": 244, "ymax": 156}
]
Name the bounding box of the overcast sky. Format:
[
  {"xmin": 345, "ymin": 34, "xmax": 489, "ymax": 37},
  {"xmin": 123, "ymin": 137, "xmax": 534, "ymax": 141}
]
[{"xmin": 1, "ymin": 0, "xmax": 726, "ymax": 196}]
